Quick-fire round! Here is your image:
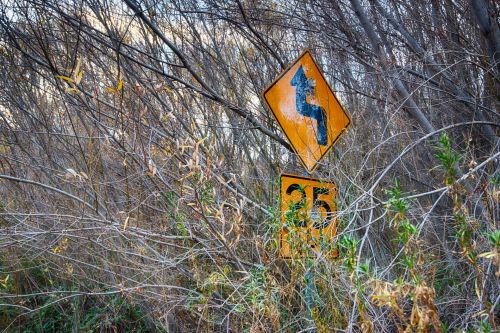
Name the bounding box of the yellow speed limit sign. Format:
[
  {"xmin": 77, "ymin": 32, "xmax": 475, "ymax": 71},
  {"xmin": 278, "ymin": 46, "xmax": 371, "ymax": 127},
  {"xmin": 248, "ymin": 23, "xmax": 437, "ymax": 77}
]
[{"xmin": 280, "ymin": 173, "xmax": 337, "ymax": 258}]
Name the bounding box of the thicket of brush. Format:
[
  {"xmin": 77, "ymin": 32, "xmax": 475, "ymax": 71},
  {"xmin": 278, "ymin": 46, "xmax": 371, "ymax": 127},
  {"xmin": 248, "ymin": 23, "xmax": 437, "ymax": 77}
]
[{"xmin": 0, "ymin": 0, "xmax": 498, "ymax": 332}]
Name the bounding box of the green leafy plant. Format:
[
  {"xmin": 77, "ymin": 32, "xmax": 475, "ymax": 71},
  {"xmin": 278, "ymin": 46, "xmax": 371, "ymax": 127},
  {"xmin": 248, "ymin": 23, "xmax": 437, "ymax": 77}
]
[
  {"xmin": 435, "ymin": 132, "xmax": 462, "ymax": 185},
  {"xmin": 338, "ymin": 235, "xmax": 359, "ymax": 273},
  {"xmin": 244, "ymin": 265, "xmax": 267, "ymax": 312},
  {"xmin": 486, "ymin": 230, "xmax": 500, "ymax": 248},
  {"xmin": 385, "ymin": 179, "xmax": 410, "ymax": 216}
]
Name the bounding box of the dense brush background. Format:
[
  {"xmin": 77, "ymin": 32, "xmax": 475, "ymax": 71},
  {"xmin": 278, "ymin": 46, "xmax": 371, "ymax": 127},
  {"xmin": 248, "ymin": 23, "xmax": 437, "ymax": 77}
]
[{"xmin": 0, "ymin": 0, "xmax": 498, "ymax": 332}]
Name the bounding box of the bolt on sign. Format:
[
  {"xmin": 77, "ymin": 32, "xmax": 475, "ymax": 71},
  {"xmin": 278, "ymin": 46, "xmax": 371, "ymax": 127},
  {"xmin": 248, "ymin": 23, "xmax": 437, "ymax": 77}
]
[
  {"xmin": 280, "ymin": 173, "xmax": 337, "ymax": 258},
  {"xmin": 262, "ymin": 50, "xmax": 351, "ymax": 173}
]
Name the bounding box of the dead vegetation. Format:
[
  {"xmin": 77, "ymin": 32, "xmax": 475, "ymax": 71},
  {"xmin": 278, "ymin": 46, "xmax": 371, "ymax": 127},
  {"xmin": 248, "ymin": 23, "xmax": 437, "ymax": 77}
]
[{"xmin": 0, "ymin": 0, "xmax": 498, "ymax": 332}]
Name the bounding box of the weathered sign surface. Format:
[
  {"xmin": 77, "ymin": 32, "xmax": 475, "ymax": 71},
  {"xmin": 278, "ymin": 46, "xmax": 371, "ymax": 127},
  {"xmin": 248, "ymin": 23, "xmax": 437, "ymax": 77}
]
[
  {"xmin": 280, "ymin": 173, "xmax": 337, "ymax": 258},
  {"xmin": 263, "ymin": 50, "xmax": 351, "ymax": 173}
]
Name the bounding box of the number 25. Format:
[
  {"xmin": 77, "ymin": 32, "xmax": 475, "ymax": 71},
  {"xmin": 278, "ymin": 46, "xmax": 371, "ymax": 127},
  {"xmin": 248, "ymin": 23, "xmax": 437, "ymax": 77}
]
[{"xmin": 286, "ymin": 184, "xmax": 332, "ymax": 229}]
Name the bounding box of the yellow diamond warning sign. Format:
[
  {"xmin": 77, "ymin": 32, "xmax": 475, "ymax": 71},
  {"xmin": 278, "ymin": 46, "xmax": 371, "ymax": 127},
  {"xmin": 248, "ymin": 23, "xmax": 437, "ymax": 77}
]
[{"xmin": 263, "ymin": 50, "xmax": 351, "ymax": 173}]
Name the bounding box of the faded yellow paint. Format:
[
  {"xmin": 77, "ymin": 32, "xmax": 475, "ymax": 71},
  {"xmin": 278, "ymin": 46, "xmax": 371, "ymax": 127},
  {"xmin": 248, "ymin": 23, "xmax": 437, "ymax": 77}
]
[
  {"xmin": 263, "ymin": 50, "xmax": 351, "ymax": 173},
  {"xmin": 280, "ymin": 173, "xmax": 337, "ymax": 258}
]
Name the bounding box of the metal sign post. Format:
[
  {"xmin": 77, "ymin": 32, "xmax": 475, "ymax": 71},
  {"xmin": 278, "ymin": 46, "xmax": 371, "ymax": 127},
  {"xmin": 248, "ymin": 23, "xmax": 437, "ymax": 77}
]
[{"xmin": 262, "ymin": 49, "xmax": 351, "ymax": 331}]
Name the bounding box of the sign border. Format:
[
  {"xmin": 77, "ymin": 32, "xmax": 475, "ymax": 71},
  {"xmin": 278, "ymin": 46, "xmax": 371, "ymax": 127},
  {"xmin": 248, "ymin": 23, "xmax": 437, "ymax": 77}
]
[
  {"xmin": 279, "ymin": 172, "xmax": 337, "ymax": 258},
  {"xmin": 262, "ymin": 49, "xmax": 352, "ymax": 174}
]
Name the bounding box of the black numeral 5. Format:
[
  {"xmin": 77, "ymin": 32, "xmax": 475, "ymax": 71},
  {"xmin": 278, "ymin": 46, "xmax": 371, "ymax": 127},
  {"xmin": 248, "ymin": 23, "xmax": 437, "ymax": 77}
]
[{"xmin": 285, "ymin": 184, "xmax": 332, "ymax": 229}]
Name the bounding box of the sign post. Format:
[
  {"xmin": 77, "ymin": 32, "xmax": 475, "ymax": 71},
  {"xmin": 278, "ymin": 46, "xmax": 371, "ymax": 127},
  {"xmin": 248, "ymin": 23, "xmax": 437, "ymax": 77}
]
[{"xmin": 262, "ymin": 50, "xmax": 351, "ymax": 331}]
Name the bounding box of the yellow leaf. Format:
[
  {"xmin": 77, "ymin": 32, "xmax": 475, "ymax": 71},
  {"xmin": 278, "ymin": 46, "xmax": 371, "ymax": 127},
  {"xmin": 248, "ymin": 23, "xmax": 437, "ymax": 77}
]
[
  {"xmin": 195, "ymin": 136, "xmax": 208, "ymax": 146},
  {"xmin": 478, "ymin": 251, "xmax": 497, "ymax": 259},
  {"xmin": 117, "ymin": 79, "xmax": 123, "ymax": 91},
  {"xmin": 74, "ymin": 59, "xmax": 81, "ymax": 78},
  {"xmin": 474, "ymin": 278, "xmax": 481, "ymax": 300},
  {"xmin": 123, "ymin": 216, "xmax": 130, "ymax": 231},
  {"xmin": 106, "ymin": 87, "xmax": 115, "ymax": 93},
  {"xmin": 0, "ymin": 274, "xmax": 9, "ymax": 288},
  {"xmin": 492, "ymin": 190, "xmax": 500, "ymax": 202},
  {"xmin": 65, "ymin": 87, "xmax": 78, "ymax": 94},
  {"xmin": 55, "ymin": 75, "xmax": 74, "ymax": 84},
  {"xmin": 75, "ymin": 70, "xmax": 84, "ymax": 85}
]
